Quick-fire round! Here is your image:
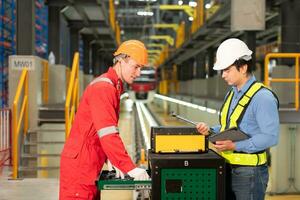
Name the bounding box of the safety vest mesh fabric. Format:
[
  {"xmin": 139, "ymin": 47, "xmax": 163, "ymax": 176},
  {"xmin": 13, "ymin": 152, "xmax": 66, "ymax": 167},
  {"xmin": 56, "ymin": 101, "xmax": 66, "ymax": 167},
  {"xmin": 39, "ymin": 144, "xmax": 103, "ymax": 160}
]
[
  {"xmin": 90, "ymin": 77, "xmax": 120, "ymax": 138},
  {"xmin": 218, "ymin": 82, "xmax": 270, "ymax": 166}
]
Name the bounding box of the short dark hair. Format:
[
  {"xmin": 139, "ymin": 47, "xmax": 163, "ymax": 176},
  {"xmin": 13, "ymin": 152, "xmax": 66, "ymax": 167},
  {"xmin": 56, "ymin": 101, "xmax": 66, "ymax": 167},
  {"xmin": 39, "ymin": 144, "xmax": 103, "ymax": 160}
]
[{"xmin": 232, "ymin": 59, "xmax": 253, "ymax": 74}]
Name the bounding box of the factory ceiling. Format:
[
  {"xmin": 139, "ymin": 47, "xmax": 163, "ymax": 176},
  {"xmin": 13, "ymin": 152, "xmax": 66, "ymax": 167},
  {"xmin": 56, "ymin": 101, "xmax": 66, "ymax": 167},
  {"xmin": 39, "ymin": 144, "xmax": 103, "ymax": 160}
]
[{"xmin": 45, "ymin": 0, "xmax": 281, "ymax": 67}]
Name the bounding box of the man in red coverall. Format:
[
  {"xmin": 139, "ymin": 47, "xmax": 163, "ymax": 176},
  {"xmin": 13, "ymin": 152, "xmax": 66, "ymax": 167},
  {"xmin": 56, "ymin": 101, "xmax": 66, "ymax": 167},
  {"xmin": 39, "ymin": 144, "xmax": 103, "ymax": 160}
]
[{"xmin": 59, "ymin": 40, "xmax": 150, "ymax": 200}]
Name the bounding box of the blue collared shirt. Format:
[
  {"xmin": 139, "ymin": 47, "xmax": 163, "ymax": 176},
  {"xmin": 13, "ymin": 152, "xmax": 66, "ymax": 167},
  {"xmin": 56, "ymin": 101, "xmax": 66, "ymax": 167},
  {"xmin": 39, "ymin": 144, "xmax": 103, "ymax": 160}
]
[{"xmin": 212, "ymin": 76, "xmax": 280, "ymax": 153}]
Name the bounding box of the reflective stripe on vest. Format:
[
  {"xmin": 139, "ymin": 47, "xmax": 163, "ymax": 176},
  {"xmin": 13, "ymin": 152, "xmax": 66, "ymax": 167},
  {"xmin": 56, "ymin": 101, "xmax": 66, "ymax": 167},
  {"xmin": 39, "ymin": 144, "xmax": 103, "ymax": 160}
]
[
  {"xmin": 220, "ymin": 82, "xmax": 264, "ymax": 132},
  {"xmin": 90, "ymin": 77, "xmax": 114, "ymax": 86},
  {"xmin": 221, "ymin": 151, "xmax": 267, "ymax": 166},
  {"xmin": 219, "ymin": 82, "xmax": 268, "ymax": 166},
  {"xmin": 98, "ymin": 126, "xmax": 119, "ymax": 138}
]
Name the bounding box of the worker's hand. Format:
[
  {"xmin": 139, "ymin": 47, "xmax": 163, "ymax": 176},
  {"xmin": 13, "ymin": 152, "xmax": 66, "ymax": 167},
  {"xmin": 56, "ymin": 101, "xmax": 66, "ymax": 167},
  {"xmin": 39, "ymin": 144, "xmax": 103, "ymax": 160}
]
[
  {"xmin": 107, "ymin": 160, "xmax": 125, "ymax": 179},
  {"xmin": 213, "ymin": 140, "xmax": 236, "ymax": 151},
  {"xmin": 196, "ymin": 122, "xmax": 209, "ymax": 136},
  {"xmin": 127, "ymin": 167, "xmax": 150, "ymax": 181}
]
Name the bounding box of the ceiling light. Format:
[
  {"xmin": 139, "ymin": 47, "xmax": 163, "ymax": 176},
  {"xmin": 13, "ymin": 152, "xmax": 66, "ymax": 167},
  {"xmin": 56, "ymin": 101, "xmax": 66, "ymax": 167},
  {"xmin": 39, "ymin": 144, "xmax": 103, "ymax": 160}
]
[
  {"xmin": 205, "ymin": 3, "xmax": 212, "ymax": 9},
  {"xmin": 60, "ymin": 6, "xmax": 69, "ymax": 14},
  {"xmin": 178, "ymin": 0, "xmax": 183, "ymax": 5},
  {"xmin": 137, "ymin": 11, "xmax": 154, "ymax": 16},
  {"xmin": 189, "ymin": 1, "xmax": 197, "ymax": 7}
]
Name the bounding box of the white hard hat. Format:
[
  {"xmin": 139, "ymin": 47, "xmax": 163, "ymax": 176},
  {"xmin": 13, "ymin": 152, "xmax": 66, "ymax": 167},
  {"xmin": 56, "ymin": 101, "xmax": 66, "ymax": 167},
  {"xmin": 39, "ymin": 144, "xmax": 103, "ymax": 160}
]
[{"xmin": 213, "ymin": 38, "xmax": 253, "ymax": 70}]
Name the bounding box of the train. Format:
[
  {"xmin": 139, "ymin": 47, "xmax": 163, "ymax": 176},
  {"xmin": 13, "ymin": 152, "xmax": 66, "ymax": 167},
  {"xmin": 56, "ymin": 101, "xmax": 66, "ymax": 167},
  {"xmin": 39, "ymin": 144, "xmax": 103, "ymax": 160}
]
[{"xmin": 129, "ymin": 66, "xmax": 157, "ymax": 102}]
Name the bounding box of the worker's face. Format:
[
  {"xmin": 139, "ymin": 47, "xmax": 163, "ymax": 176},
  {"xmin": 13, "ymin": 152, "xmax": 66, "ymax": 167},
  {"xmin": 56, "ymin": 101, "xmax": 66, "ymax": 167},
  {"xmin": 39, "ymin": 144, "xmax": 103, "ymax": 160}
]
[
  {"xmin": 120, "ymin": 58, "xmax": 142, "ymax": 84},
  {"xmin": 221, "ymin": 64, "xmax": 247, "ymax": 87}
]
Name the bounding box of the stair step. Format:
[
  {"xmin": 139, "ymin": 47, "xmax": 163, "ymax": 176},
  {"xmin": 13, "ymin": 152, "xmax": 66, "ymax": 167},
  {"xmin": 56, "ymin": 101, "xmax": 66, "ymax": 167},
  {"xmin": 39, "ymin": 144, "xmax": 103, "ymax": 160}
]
[
  {"xmin": 38, "ymin": 118, "xmax": 65, "ymax": 123},
  {"xmin": 39, "ymin": 103, "xmax": 65, "ymax": 109},
  {"xmin": 38, "ymin": 141, "xmax": 65, "ymax": 144},
  {"xmin": 39, "ymin": 107, "xmax": 65, "ymax": 111},
  {"xmin": 19, "ymin": 166, "xmax": 60, "ymax": 171},
  {"xmin": 39, "ymin": 105, "xmax": 65, "ymax": 117},
  {"xmin": 36, "ymin": 128, "xmax": 65, "ymax": 132},
  {"xmin": 22, "ymin": 153, "xmax": 61, "ymax": 158},
  {"xmin": 24, "ymin": 141, "xmax": 65, "ymax": 146},
  {"xmin": 27, "ymin": 130, "xmax": 37, "ymax": 134}
]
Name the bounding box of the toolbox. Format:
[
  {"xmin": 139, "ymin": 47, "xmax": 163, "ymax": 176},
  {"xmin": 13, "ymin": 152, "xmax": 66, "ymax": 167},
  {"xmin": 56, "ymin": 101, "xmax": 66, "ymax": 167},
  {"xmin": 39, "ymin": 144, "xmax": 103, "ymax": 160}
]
[
  {"xmin": 149, "ymin": 150, "xmax": 226, "ymax": 200},
  {"xmin": 151, "ymin": 126, "xmax": 208, "ymax": 153}
]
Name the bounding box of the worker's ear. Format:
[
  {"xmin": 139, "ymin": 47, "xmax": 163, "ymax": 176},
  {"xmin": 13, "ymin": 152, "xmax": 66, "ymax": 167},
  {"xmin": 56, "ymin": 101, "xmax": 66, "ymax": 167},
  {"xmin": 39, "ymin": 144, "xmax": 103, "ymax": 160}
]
[{"xmin": 240, "ymin": 64, "xmax": 248, "ymax": 74}]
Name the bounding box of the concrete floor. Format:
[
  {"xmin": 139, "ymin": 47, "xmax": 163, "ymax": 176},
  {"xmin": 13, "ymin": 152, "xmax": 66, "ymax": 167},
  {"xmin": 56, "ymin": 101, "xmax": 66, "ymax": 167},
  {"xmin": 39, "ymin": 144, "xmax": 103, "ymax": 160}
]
[
  {"xmin": 1, "ymin": 165, "xmax": 300, "ymax": 200},
  {"xmin": 1, "ymin": 102, "xmax": 299, "ymax": 200}
]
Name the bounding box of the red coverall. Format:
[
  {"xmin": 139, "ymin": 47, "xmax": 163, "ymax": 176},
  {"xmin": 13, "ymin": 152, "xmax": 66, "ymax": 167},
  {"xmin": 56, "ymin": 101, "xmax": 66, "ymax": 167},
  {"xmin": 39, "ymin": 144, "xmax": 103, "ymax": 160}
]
[{"xmin": 59, "ymin": 67, "xmax": 136, "ymax": 200}]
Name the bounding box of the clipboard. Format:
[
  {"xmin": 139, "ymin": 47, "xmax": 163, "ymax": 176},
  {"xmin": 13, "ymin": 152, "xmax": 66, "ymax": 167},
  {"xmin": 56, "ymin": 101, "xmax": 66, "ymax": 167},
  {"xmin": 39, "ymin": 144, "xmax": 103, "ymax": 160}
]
[{"xmin": 208, "ymin": 127, "xmax": 249, "ymax": 143}]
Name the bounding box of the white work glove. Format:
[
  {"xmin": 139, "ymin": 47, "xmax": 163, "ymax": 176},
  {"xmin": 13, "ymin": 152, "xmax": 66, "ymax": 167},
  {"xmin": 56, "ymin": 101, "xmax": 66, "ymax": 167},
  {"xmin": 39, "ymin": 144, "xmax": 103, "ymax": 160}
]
[
  {"xmin": 127, "ymin": 167, "xmax": 150, "ymax": 181},
  {"xmin": 107, "ymin": 160, "xmax": 125, "ymax": 179}
]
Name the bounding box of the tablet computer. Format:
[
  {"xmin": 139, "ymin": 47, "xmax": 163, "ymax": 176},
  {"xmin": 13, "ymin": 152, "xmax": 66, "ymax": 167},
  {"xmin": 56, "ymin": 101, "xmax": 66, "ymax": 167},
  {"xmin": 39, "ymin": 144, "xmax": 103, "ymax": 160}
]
[{"xmin": 208, "ymin": 127, "xmax": 249, "ymax": 143}]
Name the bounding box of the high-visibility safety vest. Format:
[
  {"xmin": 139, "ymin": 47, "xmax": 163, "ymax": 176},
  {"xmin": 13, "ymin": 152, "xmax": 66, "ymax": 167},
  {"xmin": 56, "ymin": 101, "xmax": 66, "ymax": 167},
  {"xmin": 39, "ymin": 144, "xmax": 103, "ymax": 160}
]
[{"xmin": 219, "ymin": 82, "xmax": 278, "ymax": 166}]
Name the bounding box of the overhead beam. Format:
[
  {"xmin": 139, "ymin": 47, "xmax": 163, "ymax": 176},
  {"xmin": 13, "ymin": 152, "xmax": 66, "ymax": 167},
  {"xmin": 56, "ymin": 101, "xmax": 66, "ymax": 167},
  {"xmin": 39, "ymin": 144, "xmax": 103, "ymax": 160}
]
[
  {"xmin": 68, "ymin": 1, "xmax": 103, "ymax": 47},
  {"xmin": 153, "ymin": 23, "xmax": 179, "ymax": 31},
  {"xmin": 148, "ymin": 49, "xmax": 162, "ymax": 54},
  {"xmin": 80, "ymin": 31, "xmax": 112, "ymax": 39},
  {"xmin": 45, "ymin": 0, "xmax": 97, "ymax": 6},
  {"xmin": 68, "ymin": 20, "xmax": 106, "ymax": 29},
  {"xmin": 149, "ymin": 35, "xmax": 174, "ymax": 46},
  {"xmin": 147, "ymin": 43, "xmax": 165, "ymax": 49},
  {"xmin": 159, "ymin": 5, "xmax": 195, "ymax": 17}
]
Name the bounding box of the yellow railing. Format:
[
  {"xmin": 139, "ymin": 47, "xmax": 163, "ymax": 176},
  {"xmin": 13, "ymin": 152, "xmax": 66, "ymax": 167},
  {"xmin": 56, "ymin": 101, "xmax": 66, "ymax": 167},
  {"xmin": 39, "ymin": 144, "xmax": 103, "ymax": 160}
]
[
  {"xmin": 264, "ymin": 53, "xmax": 300, "ymax": 110},
  {"xmin": 12, "ymin": 69, "xmax": 29, "ymax": 179},
  {"xmin": 42, "ymin": 60, "xmax": 49, "ymax": 105},
  {"xmin": 65, "ymin": 52, "xmax": 80, "ymax": 139},
  {"xmin": 66, "ymin": 67, "xmax": 70, "ymax": 94}
]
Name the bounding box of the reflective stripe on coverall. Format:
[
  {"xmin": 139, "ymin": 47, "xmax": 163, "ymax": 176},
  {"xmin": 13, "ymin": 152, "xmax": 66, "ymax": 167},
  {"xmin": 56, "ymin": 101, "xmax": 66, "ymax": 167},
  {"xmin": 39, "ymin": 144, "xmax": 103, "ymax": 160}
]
[{"xmin": 59, "ymin": 67, "xmax": 135, "ymax": 200}]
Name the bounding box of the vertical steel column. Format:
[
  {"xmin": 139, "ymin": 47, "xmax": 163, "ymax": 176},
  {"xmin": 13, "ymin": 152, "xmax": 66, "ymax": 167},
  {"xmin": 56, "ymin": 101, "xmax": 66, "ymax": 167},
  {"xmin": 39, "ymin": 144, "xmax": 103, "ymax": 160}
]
[
  {"xmin": 98, "ymin": 51, "xmax": 112, "ymax": 75},
  {"xmin": 195, "ymin": 52, "xmax": 206, "ymax": 78},
  {"xmin": 48, "ymin": 6, "xmax": 61, "ymax": 63},
  {"xmin": 281, "ymin": 1, "xmax": 300, "ymax": 53},
  {"xmin": 81, "ymin": 35, "xmax": 94, "ymax": 75},
  {"xmin": 245, "ymin": 31, "xmax": 256, "ymax": 71},
  {"xmin": 70, "ymin": 27, "xmax": 80, "ymax": 65},
  {"xmin": 207, "ymin": 48, "xmax": 216, "ymax": 77},
  {"xmin": 16, "ymin": 0, "xmax": 35, "ymax": 55},
  {"xmin": 91, "ymin": 43, "xmax": 100, "ymax": 76}
]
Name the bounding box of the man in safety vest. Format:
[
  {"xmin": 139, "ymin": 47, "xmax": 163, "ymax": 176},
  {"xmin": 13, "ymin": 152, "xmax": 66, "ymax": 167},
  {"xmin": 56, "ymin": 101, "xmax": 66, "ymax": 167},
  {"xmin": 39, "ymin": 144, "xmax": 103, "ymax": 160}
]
[
  {"xmin": 196, "ymin": 38, "xmax": 279, "ymax": 200},
  {"xmin": 59, "ymin": 40, "xmax": 150, "ymax": 200}
]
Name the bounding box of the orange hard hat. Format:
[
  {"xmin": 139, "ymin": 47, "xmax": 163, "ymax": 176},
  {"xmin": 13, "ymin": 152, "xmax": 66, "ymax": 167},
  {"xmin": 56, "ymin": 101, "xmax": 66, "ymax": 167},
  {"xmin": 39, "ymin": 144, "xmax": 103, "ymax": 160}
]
[{"xmin": 113, "ymin": 40, "xmax": 148, "ymax": 66}]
